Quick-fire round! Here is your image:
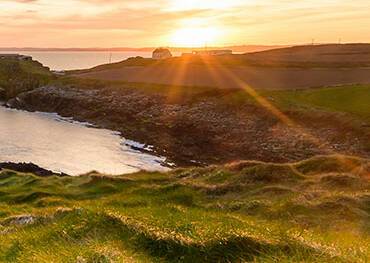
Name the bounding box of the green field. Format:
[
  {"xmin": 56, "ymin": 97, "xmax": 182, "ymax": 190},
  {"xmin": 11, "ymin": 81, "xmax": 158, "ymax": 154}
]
[
  {"xmin": 59, "ymin": 77, "xmax": 370, "ymax": 122},
  {"xmin": 214, "ymin": 84, "xmax": 370, "ymax": 122},
  {"xmin": 0, "ymin": 155, "xmax": 369, "ymax": 262},
  {"xmin": 268, "ymin": 85, "xmax": 370, "ymax": 121}
]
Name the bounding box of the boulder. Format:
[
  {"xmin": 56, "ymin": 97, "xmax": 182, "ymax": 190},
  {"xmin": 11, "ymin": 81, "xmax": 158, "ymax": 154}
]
[
  {"xmin": 0, "ymin": 162, "xmax": 67, "ymax": 177},
  {"xmin": 0, "ymin": 87, "xmax": 5, "ymax": 99},
  {"xmin": 3, "ymin": 215, "xmax": 36, "ymax": 226}
]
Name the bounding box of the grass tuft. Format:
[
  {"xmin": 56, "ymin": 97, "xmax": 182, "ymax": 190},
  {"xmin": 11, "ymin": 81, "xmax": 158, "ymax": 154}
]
[{"xmin": 0, "ymin": 155, "xmax": 369, "ymax": 262}]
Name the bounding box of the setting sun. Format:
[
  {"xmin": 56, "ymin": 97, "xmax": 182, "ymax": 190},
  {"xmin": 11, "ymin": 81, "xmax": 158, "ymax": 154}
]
[
  {"xmin": 1, "ymin": 1, "xmax": 370, "ymax": 262},
  {"xmin": 170, "ymin": 27, "xmax": 220, "ymax": 47}
]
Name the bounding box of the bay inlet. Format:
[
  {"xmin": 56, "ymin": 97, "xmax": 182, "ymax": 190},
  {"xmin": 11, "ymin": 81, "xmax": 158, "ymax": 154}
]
[{"xmin": 0, "ymin": 106, "xmax": 169, "ymax": 175}]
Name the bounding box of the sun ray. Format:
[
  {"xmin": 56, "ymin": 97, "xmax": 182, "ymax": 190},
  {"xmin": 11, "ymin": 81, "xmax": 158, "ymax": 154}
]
[
  {"xmin": 165, "ymin": 56, "xmax": 191, "ymax": 103},
  {"xmin": 204, "ymin": 57, "xmax": 361, "ymax": 173}
]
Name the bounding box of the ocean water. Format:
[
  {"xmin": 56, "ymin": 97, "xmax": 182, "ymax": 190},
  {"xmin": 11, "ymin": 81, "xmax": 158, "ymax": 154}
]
[
  {"xmin": 1, "ymin": 51, "xmax": 155, "ymax": 71},
  {"xmin": 0, "ymin": 106, "xmax": 169, "ymax": 175}
]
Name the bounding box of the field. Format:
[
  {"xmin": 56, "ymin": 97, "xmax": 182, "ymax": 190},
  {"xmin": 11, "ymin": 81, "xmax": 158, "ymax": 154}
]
[
  {"xmin": 56, "ymin": 76, "xmax": 370, "ymax": 122},
  {"xmin": 59, "ymin": 77, "xmax": 370, "ymax": 123},
  {"xmin": 228, "ymin": 85, "xmax": 370, "ymax": 122},
  {"xmin": 269, "ymin": 85, "xmax": 370, "ymax": 121},
  {"xmin": 0, "ymin": 155, "xmax": 369, "ymax": 262},
  {"xmin": 72, "ymin": 63, "xmax": 370, "ymax": 90},
  {"xmin": 71, "ymin": 44, "xmax": 370, "ymax": 90}
]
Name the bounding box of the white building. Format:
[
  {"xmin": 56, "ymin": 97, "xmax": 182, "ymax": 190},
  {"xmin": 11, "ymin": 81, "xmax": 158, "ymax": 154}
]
[{"xmin": 152, "ymin": 48, "xmax": 172, "ymax": 60}]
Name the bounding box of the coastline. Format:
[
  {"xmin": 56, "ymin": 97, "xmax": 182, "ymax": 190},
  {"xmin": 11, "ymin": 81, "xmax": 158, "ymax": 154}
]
[
  {"xmin": 0, "ymin": 162, "xmax": 67, "ymax": 177},
  {"xmin": 0, "ymin": 104, "xmax": 171, "ymax": 175},
  {"xmin": 0, "ymin": 46, "xmax": 370, "ymax": 262},
  {"xmin": 6, "ymin": 83, "xmax": 370, "ymax": 167}
]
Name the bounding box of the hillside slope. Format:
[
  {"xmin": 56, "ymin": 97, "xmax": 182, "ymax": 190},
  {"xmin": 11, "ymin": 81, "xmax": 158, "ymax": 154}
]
[
  {"xmin": 0, "ymin": 57, "xmax": 52, "ymax": 100},
  {"xmin": 244, "ymin": 43, "xmax": 370, "ymax": 67},
  {"xmin": 0, "ymin": 155, "xmax": 369, "ymax": 262},
  {"xmin": 72, "ymin": 44, "xmax": 370, "ymax": 90}
]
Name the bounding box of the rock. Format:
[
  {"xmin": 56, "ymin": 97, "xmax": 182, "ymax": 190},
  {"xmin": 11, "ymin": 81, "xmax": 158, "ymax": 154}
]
[
  {"xmin": 0, "ymin": 162, "xmax": 67, "ymax": 177},
  {"xmin": 2, "ymin": 215, "xmax": 36, "ymax": 226},
  {"xmin": 0, "ymin": 87, "xmax": 5, "ymax": 99},
  {"xmin": 5, "ymin": 84, "xmax": 369, "ymax": 166}
]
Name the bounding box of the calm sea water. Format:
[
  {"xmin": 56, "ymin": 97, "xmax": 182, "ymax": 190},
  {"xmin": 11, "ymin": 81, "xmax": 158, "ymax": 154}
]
[
  {"xmin": 1, "ymin": 51, "xmax": 157, "ymax": 71},
  {"xmin": 0, "ymin": 106, "xmax": 169, "ymax": 175}
]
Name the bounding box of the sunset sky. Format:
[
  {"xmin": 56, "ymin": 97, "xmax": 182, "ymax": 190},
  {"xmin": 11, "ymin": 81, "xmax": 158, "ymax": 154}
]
[{"xmin": 1, "ymin": 0, "xmax": 370, "ymax": 48}]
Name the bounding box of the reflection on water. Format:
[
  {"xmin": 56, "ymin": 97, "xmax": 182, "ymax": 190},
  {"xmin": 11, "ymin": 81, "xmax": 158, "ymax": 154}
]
[
  {"xmin": 0, "ymin": 51, "xmax": 179, "ymax": 71},
  {"xmin": 0, "ymin": 51, "xmax": 151, "ymax": 70},
  {"xmin": 0, "ymin": 106, "xmax": 169, "ymax": 175}
]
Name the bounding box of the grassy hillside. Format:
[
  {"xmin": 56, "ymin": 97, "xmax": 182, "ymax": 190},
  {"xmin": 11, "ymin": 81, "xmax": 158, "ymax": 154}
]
[
  {"xmin": 70, "ymin": 44, "xmax": 370, "ymax": 76},
  {"xmin": 58, "ymin": 78, "xmax": 370, "ymax": 119},
  {"xmin": 0, "ymin": 155, "xmax": 369, "ymax": 262},
  {"xmin": 105, "ymin": 79, "xmax": 370, "ymax": 122},
  {"xmin": 243, "ymin": 44, "xmax": 370, "ymax": 67},
  {"xmin": 268, "ymin": 85, "xmax": 370, "ymax": 121},
  {"xmin": 0, "ymin": 58, "xmax": 52, "ymax": 99}
]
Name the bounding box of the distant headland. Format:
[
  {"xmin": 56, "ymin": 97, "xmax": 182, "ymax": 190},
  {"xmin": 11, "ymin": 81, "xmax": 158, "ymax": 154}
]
[{"xmin": 0, "ymin": 45, "xmax": 289, "ymax": 53}]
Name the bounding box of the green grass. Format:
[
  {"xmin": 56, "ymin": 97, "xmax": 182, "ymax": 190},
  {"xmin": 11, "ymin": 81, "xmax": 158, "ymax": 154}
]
[
  {"xmin": 58, "ymin": 76, "xmax": 370, "ymax": 122},
  {"xmin": 0, "ymin": 58, "xmax": 52, "ymax": 99},
  {"xmin": 0, "ymin": 155, "xmax": 369, "ymax": 262},
  {"xmin": 201, "ymin": 84, "xmax": 370, "ymax": 122},
  {"xmin": 269, "ymin": 85, "xmax": 370, "ymax": 121}
]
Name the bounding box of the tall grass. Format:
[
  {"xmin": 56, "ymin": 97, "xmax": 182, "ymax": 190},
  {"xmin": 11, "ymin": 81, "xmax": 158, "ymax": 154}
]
[{"xmin": 0, "ymin": 155, "xmax": 369, "ymax": 262}]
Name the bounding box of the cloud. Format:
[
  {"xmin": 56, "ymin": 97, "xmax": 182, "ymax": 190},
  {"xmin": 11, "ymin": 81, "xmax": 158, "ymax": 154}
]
[{"xmin": 1, "ymin": 0, "xmax": 370, "ymax": 47}]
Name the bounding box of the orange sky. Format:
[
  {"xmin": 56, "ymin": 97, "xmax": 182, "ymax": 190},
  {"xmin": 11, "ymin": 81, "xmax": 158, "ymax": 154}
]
[{"xmin": 1, "ymin": 0, "xmax": 370, "ymax": 47}]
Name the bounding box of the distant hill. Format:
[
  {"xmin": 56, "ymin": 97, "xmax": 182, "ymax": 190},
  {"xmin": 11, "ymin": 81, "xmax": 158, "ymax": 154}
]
[
  {"xmin": 0, "ymin": 45, "xmax": 288, "ymax": 53},
  {"xmin": 71, "ymin": 44, "xmax": 370, "ymax": 90},
  {"xmin": 242, "ymin": 43, "xmax": 370, "ymax": 67},
  {"xmin": 169, "ymin": 45, "xmax": 290, "ymax": 53}
]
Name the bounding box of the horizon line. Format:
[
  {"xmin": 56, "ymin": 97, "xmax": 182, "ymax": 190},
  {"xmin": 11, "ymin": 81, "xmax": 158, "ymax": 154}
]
[{"xmin": 1, "ymin": 42, "xmax": 366, "ymax": 50}]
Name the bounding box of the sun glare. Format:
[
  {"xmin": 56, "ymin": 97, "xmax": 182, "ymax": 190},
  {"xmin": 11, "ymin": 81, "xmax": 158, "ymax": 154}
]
[
  {"xmin": 169, "ymin": 0, "xmax": 240, "ymax": 11},
  {"xmin": 170, "ymin": 27, "xmax": 220, "ymax": 47}
]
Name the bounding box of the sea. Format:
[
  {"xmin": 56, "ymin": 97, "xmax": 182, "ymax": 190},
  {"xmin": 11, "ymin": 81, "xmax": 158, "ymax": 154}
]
[
  {"xmin": 0, "ymin": 50, "xmax": 175, "ymax": 175},
  {"xmin": 0, "ymin": 51, "xmax": 170, "ymax": 71}
]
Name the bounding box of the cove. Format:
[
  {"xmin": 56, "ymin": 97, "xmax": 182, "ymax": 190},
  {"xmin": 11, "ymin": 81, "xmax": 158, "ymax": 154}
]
[{"xmin": 0, "ymin": 106, "xmax": 169, "ymax": 175}]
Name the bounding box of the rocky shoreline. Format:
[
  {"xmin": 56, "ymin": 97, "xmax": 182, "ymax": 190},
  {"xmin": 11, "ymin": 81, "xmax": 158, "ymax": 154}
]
[
  {"xmin": 6, "ymin": 83, "xmax": 370, "ymax": 167},
  {"xmin": 0, "ymin": 162, "xmax": 66, "ymax": 177}
]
